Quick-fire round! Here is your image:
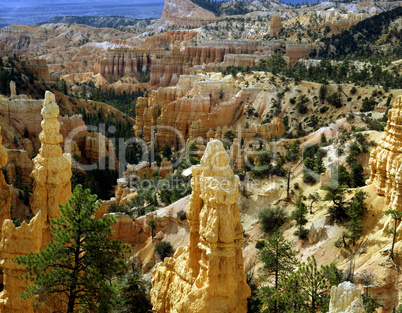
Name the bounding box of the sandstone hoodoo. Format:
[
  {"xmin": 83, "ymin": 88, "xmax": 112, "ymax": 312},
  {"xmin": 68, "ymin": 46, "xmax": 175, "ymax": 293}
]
[
  {"xmin": 368, "ymin": 95, "xmax": 402, "ymax": 201},
  {"xmin": 328, "ymin": 282, "xmax": 366, "ymax": 313},
  {"xmin": 30, "ymin": 91, "xmax": 72, "ymax": 249},
  {"xmin": 151, "ymin": 140, "xmax": 250, "ymax": 313},
  {"xmin": 0, "ymin": 212, "xmax": 44, "ymax": 313}
]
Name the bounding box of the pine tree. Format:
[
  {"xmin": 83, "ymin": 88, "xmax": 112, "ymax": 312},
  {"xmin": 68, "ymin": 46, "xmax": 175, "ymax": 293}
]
[
  {"xmin": 292, "ymin": 197, "xmax": 308, "ymax": 239},
  {"xmin": 59, "ymin": 78, "xmax": 67, "ymax": 95},
  {"xmin": 307, "ymin": 192, "xmax": 320, "ymax": 214},
  {"xmin": 258, "ymin": 232, "xmax": 297, "ymax": 313},
  {"xmin": 148, "ymin": 219, "xmax": 157, "ymax": 243},
  {"xmin": 116, "ymin": 266, "xmax": 153, "ymax": 313},
  {"xmin": 322, "ymin": 182, "xmax": 348, "ymax": 222},
  {"xmin": 289, "ymin": 256, "xmax": 332, "ymax": 313},
  {"xmin": 346, "ymin": 190, "xmax": 368, "ymax": 246},
  {"xmin": 350, "ymin": 161, "xmax": 365, "ymax": 187},
  {"xmin": 383, "ymin": 209, "xmax": 402, "ymax": 264},
  {"xmin": 162, "ymin": 143, "xmax": 172, "ymax": 160},
  {"xmin": 14, "ymin": 185, "xmax": 131, "ymax": 312}
]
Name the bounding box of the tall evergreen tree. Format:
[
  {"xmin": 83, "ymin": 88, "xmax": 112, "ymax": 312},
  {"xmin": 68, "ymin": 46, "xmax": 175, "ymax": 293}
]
[
  {"xmin": 14, "ymin": 185, "xmax": 131, "ymax": 312},
  {"xmin": 258, "ymin": 232, "xmax": 297, "ymax": 313},
  {"xmin": 346, "ymin": 189, "xmax": 368, "ymax": 246},
  {"xmin": 292, "ymin": 197, "xmax": 308, "ymax": 239},
  {"xmin": 289, "ymin": 256, "xmax": 332, "ymax": 313}
]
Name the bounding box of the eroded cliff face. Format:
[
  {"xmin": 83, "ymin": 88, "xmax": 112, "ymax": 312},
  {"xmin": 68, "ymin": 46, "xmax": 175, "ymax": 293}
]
[
  {"xmin": 0, "ymin": 126, "xmax": 11, "ymax": 236},
  {"xmin": 30, "ymin": 91, "xmax": 72, "ymax": 249},
  {"xmin": 162, "ymin": 0, "xmax": 217, "ymax": 26},
  {"xmin": 0, "ymin": 211, "xmax": 44, "ymax": 313},
  {"xmin": 0, "ymin": 94, "xmax": 117, "ymax": 166},
  {"xmin": 368, "ymin": 95, "xmax": 402, "ymax": 204},
  {"xmin": 270, "ymin": 15, "xmax": 283, "ymax": 37},
  {"xmin": 134, "ymin": 73, "xmax": 285, "ymax": 148},
  {"xmin": 95, "ymin": 40, "xmax": 280, "ymax": 87},
  {"xmin": 150, "ymin": 140, "xmax": 250, "ymax": 313},
  {"xmin": 367, "ymin": 95, "xmax": 402, "ymax": 238},
  {"xmin": 94, "ymin": 48, "xmax": 167, "ymax": 79}
]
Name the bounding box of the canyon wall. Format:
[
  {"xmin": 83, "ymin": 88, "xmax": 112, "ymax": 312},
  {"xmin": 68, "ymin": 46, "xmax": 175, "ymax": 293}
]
[
  {"xmin": 285, "ymin": 44, "xmax": 312, "ymax": 66},
  {"xmin": 150, "ymin": 140, "xmax": 250, "ymax": 312},
  {"xmin": 94, "ymin": 48, "xmax": 167, "ymax": 78},
  {"xmin": 368, "ymin": 95, "xmax": 402, "ymax": 205},
  {"xmin": 0, "ymin": 126, "xmax": 11, "ymax": 236},
  {"xmin": 141, "ymin": 30, "xmax": 199, "ymax": 50},
  {"xmin": 0, "ymin": 94, "xmax": 117, "ymax": 166},
  {"xmin": 25, "ymin": 59, "xmax": 52, "ymax": 82},
  {"xmin": 96, "ymin": 40, "xmax": 282, "ymax": 87},
  {"xmin": 134, "ymin": 74, "xmax": 285, "ymax": 150},
  {"xmin": 367, "ymin": 95, "xmax": 402, "ymax": 239},
  {"xmin": 161, "ymin": 0, "xmax": 218, "ymax": 26}
]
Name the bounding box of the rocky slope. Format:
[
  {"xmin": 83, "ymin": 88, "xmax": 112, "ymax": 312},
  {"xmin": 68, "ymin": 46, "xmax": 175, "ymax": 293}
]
[{"xmin": 37, "ymin": 16, "xmax": 156, "ymax": 29}]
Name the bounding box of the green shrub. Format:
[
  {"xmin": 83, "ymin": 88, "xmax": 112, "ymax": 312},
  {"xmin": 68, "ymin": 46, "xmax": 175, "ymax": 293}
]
[
  {"xmin": 258, "ymin": 206, "xmax": 286, "ymax": 233},
  {"xmin": 294, "ymin": 228, "xmax": 309, "ymax": 239},
  {"xmin": 360, "ymin": 97, "xmax": 377, "ymax": 112},
  {"xmin": 255, "ymin": 240, "xmax": 266, "ymax": 250},
  {"xmin": 177, "ymin": 210, "xmax": 187, "ymax": 221},
  {"xmin": 327, "ymin": 93, "xmax": 342, "ymax": 108},
  {"xmin": 155, "ymin": 241, "xmax": 173, "ymax": 260},
  {"xmin": 320, "ymin": 106, "xmax": 329, "ymax": 113},
  {"xmin": 303, "ymin": 169, "xmax": 318, "ymax": 185}
]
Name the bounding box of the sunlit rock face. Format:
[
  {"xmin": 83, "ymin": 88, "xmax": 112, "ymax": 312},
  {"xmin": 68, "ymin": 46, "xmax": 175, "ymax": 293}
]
[
  {"xmin": 151, "ymin": 140, "xmax": 250, "ymax": 313},
  {"xmin": 328, "ymin": 282, "xmax": 366, "ymax": 313},
  {"xmin": 30, "ymin": 91, "xmax": 72, "ymax": 249},
  {"xmin": 0, "ymin": 212, "xmax": 44, "ymax": 313},
  {"xmin": 368, "ymin": 95, "xmax": 402, "ymax": 204}
]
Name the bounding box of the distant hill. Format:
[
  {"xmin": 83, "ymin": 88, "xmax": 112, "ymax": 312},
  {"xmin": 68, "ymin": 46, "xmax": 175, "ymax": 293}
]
[
  {"xmin": 37, "ymin": 16, "xmax": 155, "ymax": 28},
  {"xmin": 317, "ymin": 6, "xmax": 402, "ymax": 59}
]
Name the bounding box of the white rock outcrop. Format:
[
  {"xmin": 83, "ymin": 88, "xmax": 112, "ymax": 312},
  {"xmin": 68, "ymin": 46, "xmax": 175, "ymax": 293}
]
[{"xmin": 328, "ymin": 282, "xmax": 366, "ymax": 313}]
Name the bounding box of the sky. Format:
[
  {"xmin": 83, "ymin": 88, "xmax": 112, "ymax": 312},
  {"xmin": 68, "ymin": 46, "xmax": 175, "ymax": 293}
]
[
  {"xmin": 0, "ymin": 0, "xmax": 320, "ymax": 27},
  {"xmin": 0, "ymin": 0, "xmax": 165, "ymax": 27}
]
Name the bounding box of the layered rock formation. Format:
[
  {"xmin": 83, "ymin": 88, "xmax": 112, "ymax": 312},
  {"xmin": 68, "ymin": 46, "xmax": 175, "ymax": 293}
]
[
  {"xmin": 84, "ymin": 132, "xmax": 117, "ymax": 165},
  {"xmin": 285, "ymin": 44, "xmax": 312, "ymax": 65},
  {"xmin": 270, "ymin": 15, "xmax": 283, "ymax": 37},
  {"xmin": 368, "ymin": 95, "xmax": 402, "ymax": 205},
  {"xmin": 367, "ymin": 95, "xmax": 402, "ymax": 237},
  {"xmin": 328, "ymin": 281, "xmax": 366, "ymax": 313},
  {"xmin": 0, "ymin": 94, "xmax": 117, "ymax": 165},
  {"xmin": 96, "ymin": 40, "xmax": 280, "ymax": 87},
  {"xmin": 162, "ymin": 0, "xmax": 217, "ymax": 26},
  {"xmin": 0, "ymin": 126, "xmax": 11, "ymax": 234},
  {"xmin": 134, "ymin": 74, "xmax": 285, "ymax": 150},
  {"xmin": 30, "ymin": 91, "xmax": 72, "ymax": 249},
  {"xmin": 141, "ymin": 30, "xmax": 199, "ymax": 50},
  {"xmin": 0, "ymin": 211, "xmax": 44, "ymax": 313},
  {"xmin": 5, "ymin": 149, "xmax": 34, "ymax": 185},
  {"xmin": 25, "ymin": 59, "xmax": 52, "ymax": 82},
  {"xmin": 151, "ymin": 140, "xmax": 250, "ymax": 313},
  {"xmin": 94, "ymin": 48, "xmax": 167, "ymax": 79}
]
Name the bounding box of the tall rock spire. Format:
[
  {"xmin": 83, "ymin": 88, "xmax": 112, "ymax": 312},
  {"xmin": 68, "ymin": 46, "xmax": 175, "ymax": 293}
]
[
  {"xmin": 30, "ymin": 91, "xmax": 72, "ymax": 248},
  {"xmin": 151, "ymin": 140, "xmax": 250, "ymax": 313}
]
